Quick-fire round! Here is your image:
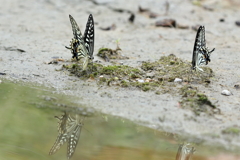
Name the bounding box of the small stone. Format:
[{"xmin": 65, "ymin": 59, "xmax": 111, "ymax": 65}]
[
  {"xmin": 174, "ymin": 78, "xmax": 182, "ymax": 82},
  {"xmin": 221, "ymin": 90, "xmax": 232, "ymax": 96},
  {"xmin": 235, "ymin": 21, "xmax": 240, "ymax": 27},
  {"xmin": 145, "ymin": 78, "xmax": 151, "ymax": 82},
  {"xmin": 99, "ymin": 75, "xmax": 104, "ymax": 78},
  {"xmin": 114, "ymin": 77, "xmax": 119, "ymax": 80},
  {"xmin": 149, "ymin": 12, "xmax": 158, "ymax": 19},
  {"xmin": 234, "ymin": 84, "xmax": 239, "ymax": 90},
  {"xmin": 136, "ymin": 79, "xmax": 144, "ymax": 83},
  {"xmin": 0, "ymin": 80, "xmax": 2, "ymax": 83},
  {"xmin": 158, "ymin": 116, "xmax": 165, "ymax": 122},
  {"xmin": 219, "ymin": 18, "xmax": 225, "ymax": 22},
  {"xmin": 155, "ymin": 19, "xmax": 176, "ymax": 28}
]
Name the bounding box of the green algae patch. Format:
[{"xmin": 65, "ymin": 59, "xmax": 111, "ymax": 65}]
[
  {"xmin": 62, "ymin": 54, "xmax": 218, "ymax": 115},
  {"xmin": 222, "ymin": 127, "xmax": 240, "ymax": 135},
  {"xmin": 62, "ymin": 62, "xmax": 165, "ymax": 92},
  {"xmin": 141, "ymin": 54, "xmax": 214, "ymax": 84},
  {"xmin": 130, "ymin": 81, "xmax": 161, "ymax": 91},
  {"xmin": 63, "ymin": 63, "xmax": 156, "ymax": 90},
  {"xmin": 97, "ymin": 44, "xmax": 129, "ymax": 62},
  {"xmin": 63, "ymin": 54, "xmax": 214, "ymax": 85},
  {"xmin": 179, "ymin": 85, "xmax": 218, "ymax": 115}
]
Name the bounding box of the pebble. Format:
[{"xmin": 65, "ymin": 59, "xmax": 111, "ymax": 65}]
[
  {"xmin": 145, "ymin": 78, "xmax": 152, "ymax": 82},
  {"xmin": 221, "ymin": 90, "xmax": 232, "ymax": 96},
  {"xmin": 219, "ymin": 18, "xmax": 225, "ymax": 22},
  {"xmin": 136, "ymin": 79, "xmax": 144, "ymax": 83},
  {"xmin": 174, "ymin": 78, "xmax": 182, "ymax": 82},
  {"xmin": 234, "ymin": 84, "xmax": 239, "ymax": 90},
  {"xmin": 0, "ymin": 80, "xmax": 2, "ymax": 83},
  {"xmin": 155, "ymin": 19, "xmax": 176, "ymax": 28},
  {"xmin": 235, "ymin": 21, "xmax": 240, "ymax": 27}
]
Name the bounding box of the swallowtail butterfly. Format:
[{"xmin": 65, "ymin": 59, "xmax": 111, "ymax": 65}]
[
  {"xmin": 49, "ymin": 112, "xmax": 84, "ymax": 159},
  {"xmin": 176, "ymin": 143, "xmax": 195, "ymax": 160},
  {"xmin": 66, "ymin": 14, "xmax": 94, "ymax": 70},
  {"xmin": 192, "ymin": 26, "xmax": 215, "ymax": 71}
]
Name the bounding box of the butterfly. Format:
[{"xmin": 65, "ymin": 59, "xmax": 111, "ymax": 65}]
[
  {"xmin": 66, "ymin": 14, "xmax": 94, "ymax": 70},
  {"xmin": 192, "ymin": 26, "xmax": 215, "ymax": 71},
  {"xmin": 49, "ymin": 112, "xmax": 84, "ymax": 159},
  {"xmin": 176, "ymin": 143, "xmax": 195, "ymax": 160}
]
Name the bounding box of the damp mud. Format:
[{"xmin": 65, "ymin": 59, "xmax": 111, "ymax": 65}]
[{"xmin": 0, "ymin": 0, "xmax": 240, "ymax": 158}]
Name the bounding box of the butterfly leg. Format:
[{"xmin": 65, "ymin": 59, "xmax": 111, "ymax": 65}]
[
  {"xmin": 89, "ymin": 58, "xmax": 94, "ymax": 73},
  {"xmin": 209, "ymin": 48, "xmax": 215, "ymax": 53},
  {"xmin": 196, "ymin": 66, "xmax": 204, "ymax": 72}
]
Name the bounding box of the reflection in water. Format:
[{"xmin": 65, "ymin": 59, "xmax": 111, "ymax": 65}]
[
  {"xmin": 49, "ymin": 112, "xmax": 84, "ymax": 159},
  {"xmin": 0, "ymin": 81, "xmax": 239, "ymax": 160},
  {"xmin": 176, "ymin": 143, "xmax": 195, "ymax": 160}
]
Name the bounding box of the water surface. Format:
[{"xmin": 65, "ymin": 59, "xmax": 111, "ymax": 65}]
[{"xmin": 0, "ymin": 81, "xmax": 239, "ymax": 160}]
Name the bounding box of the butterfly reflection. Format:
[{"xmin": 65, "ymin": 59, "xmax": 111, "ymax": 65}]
[
  {"xmin": 175, "ymin": 143, "xmax": 195, "ymax": 160},
  {"xmin": 192, "ymin": 26, "xmax": 215, "ymax": 72},
  {"xmin": 49, "ymin": 112, "xmax": 84, "ymax": 159}
]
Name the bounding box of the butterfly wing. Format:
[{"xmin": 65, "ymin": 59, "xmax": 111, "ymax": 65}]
[
  {"xmin": 199, "ymin": 26, "xmax": 214, "ymax": 65},
  {"xmin": 201, "ymin": 26, "xmax": 206, "ymax": 48},
  {"xmin": 82, "ymin": 55, "xmax": 89, "ymax": 71},
  {"xmin": 69, "ymin": 15, "xmax": 84, "ymax": 43},
  {"xmin": 67, "ymin": 116, "xmax": 84, "ymax": 159},
  {"xmin": 68, "ymin": 15, "xmax": 89, "ymax": 61},
  {"xmin": 49, "ymin": 112, "xmax": 69, "ymax": 155},
  {"xmin": 49, "ymin": 133, "xmax": 68, "ymax": 155},
  {"xmin": 67, "ymin": 123, "xmax": 83, "ymax": 159},
  {"xmin": 192, "ymin": 26, "xmax": 205, "ymax": 70},
  {"xmin": 83, "ymin": 14, "xmax": 94, "ymax": 59},
  {"xmin": 57, "ymin": 112, "xmax": 69, "ymax": 133}
]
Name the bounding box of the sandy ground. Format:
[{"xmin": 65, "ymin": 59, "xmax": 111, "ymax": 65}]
[{"xmin": 0, "ymin": 0, "xmax": 240, "ymax": 149}]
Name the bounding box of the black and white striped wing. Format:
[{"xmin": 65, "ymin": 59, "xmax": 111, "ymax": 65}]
[
  {"xmin": 49, "ymin": 112, "xmax": 69, "ymax": 155},
  {"xmin": 57, "ymin": 112, "xmax": 69, "ymax": 133},
  {"xmin": 83, "ymin": 14, "xmax": 94, "ymax": 59},
  {"xmin": 69, "ymin": 15, "xmax": 84, "ymax": 43},
  {"xmin": 192, "ymin": 26, "xmax": 206, "ymax": 71},
  {"xmin": 199, "ymin": 26, "xmax": 206, "ymax": 48},
  {"xmin": 67, "ymin": 122, "xmax": 83, "ymax": 159},
  {"xmin": 49, "ymin": 133, "xmax": 68, "ymax": 155}
]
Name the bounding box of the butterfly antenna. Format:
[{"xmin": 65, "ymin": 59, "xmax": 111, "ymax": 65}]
[
  {"xmin": 79, "ymin": 116, "xmax": 92, "ymax": 136},
  {"xmin": 83, "ymin": 127, "xmax": 93, "ymax": 136}
]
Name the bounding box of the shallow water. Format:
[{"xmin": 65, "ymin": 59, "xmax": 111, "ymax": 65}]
[{"xmin": 0, "ymin": 81, "xmax": 239, "ymax": 160}]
